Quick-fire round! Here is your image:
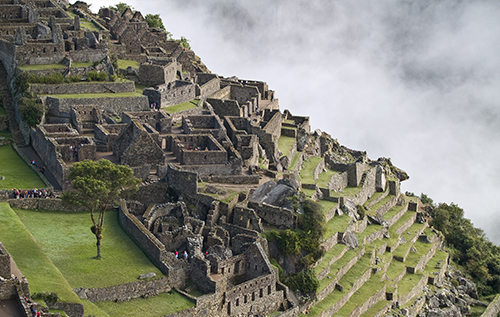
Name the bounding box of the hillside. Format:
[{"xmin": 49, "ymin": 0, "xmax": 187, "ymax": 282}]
[{"xmin": 0, "ymin": 1, "xmax": 498, "ymax": 317}]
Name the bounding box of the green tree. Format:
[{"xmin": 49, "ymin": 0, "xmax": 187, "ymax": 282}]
[
  {"xmin": 145, "ymin": 13, "xmax": 166, "ymax": 32},
  {"xmin": 64, "ymin": 159, "xmax": 140, "ymax": 258},
  {"xmin": 19, "ymin": 97, "xmax": 44, "ymax": 127},
  {"xmin": 176, "ymin": 36, "xmax": 191, "ymax": 50},
  {"xmin": 108, "ymin": 2, "xmax": 133, "ymax": 14}
]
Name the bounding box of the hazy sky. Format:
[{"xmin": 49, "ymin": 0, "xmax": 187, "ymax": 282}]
[{"xmin": 89, "ymin": 1, "xmax": 500, "ymax": 243}]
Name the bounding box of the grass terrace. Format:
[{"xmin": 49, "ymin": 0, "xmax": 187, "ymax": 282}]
[
  {"xmin": 118, "ymin": 59, "xmax": 141, "ymax": 70},
  {"xmin": 385, "ymin": 259, "xmax": 406, "ymax": 282},
  {"xmin": 359, "ymin": 299, "xmax": 390, "ymax": 317},
  {"xmin": 334, "ymin": 276, "xmax": 385, "ymax": 316},
  {"xmin": 18, "ymin": 63, "xmax": 66, "ymax": 71},
  {"xmin": 301, "ymin": 188, "xmax": 315, "ymax": 198},
  {"xmin": 424, "ymin": 249, "xmax": 448, "ymax": 273},
  {"xmin": 316, "ymin": 169, "xmax": 341, "ymax": 188},
  {"xmin": 329, "ymin": 186, "xmax": 363, "ymax": 199},
  {"xmin": 14, "ymin": 208, "xmax": 164, "ymax": 288},
  {"xmin": 66, "ymin": 11, "xmax": 101, "ymax": 31},
  {"xmin": 324, "ymin": 215, "xmax": 350, "ymax": 238},
  {"xmin": 318, "ymin": 200, "xmax": 338, "ymax": 215},
  {"xmin": 397, "ymin": 272, "xmax": 425, "ymax": 296},
  {"xmin": 0, "ymin": 144, "xmax": 45, "ymax": 189},
  {"xmin": 46, "ymin": 92, "xmax": 142, "ymax": 99},
  {"xmin": 370, "ymin": 194, "xmax": 396, "ymax": 212},
  {"xmin": 314, "ymin": 244, "xmax": 347, "ymax": 276},
  {"xmin": 382, "ymin": 203, "xmax": 406, "ymax": 222},
  {"xmin": 299, "ymin": 156, "xmax": 323, "ymax": 184},
  {"xmin": 0, "ymin": 203, "xmax": 81, "ymax": 303},
  {"xmin": 94, "ymin": 291, "xmax": 195, "ymax": 317},
  {"xmin": 135, "ymin": 84, "xmax": 149, "ymax": 94},
  {"xmin": 288, "ymin": 150, "xmax": 301, "ymax": 171},
  {"xmin": 364, "ymin": 191, "xmax": 386, "ymax": 208},
  {"xmin": 278, "ymin": 135, "xmax": 295, "ymax": 158},
  {"xmin": 164, "ymin": 99, "xmax": 199, "ymax": 114}
]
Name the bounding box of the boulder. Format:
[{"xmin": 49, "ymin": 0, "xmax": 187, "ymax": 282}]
[
  {"xmin": 340, "ymin": 198, "xmax": 359, "ymax": 220},
  {"xmin": 375, "ymin": 165, "xmax": 386, "ymax": 192},
  {"xmin": 138, "ymin": 272, "xmax": 156, "ymax": 279},
  {"xmin": 342, "ymin": 231, "xmax": 358, "ymax": 249}
]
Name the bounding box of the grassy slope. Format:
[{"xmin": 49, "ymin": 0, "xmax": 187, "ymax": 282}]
[
  {"xmin": 277, "ymin": 136, "xmax": 295, "ymax": 157},
  {"xmin": 0, "ymin": 144, "xmax": 45, "ymax": 189},
  {"xmin": 117, "ymin": 59, "xmax": 140, "ymax": 70},
  {"xmin": 94, "ymin": 291, "xmax": 195, "ymax": 317},
  {"xmin": 14, "ymin": 209, "xmax": 164, "ymax": 289},
  {"xmin": 163, "ymin": 99, "xmax": 199, "ymax": 114},
  {"xmin": 0, "ymin": 202, "xmax": 81, "ymax": 303}
]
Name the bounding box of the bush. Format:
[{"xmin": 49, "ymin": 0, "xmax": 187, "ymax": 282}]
[
  {"xmin": 66, "ymin": 75, "xmax": 82, "ymax": 83},
  {"xmin": 277, "ymin": 229, "xmax": 300, "ymax": 255},
  {"xmin": 86, "ymin": 71, "xmax": 107, "ymax": 82},
  {"xmin": 19, "ymin": 97, "xmax": 43, "ymax": 127},
  {"xmin": 282, "ymin": 268, "xmax": 319, "ymax": 294},
  {"xmin": 32, "ymin": 292, "xmax": 59, "ymax": 303},
  {"xmin": 27, "ymin": 72, "xmax": 64, "ymax": 84}
]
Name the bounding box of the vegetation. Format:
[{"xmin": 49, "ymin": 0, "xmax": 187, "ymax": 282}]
[
  {"xmin": 176, "ymin": 37, "xmax": 191, "ymax": 50},
  {"xmin": 0, "ymin": 203, "xmax": 81, "ymax": 303},
  {"xmin": 18, "ymin": 96, "xmax": 44, "ymax": 127},
  {"xmin": 64, "ymin": 159, "xmax": 140, "ymax": 258},
  {"xmin": 117, "ymin": 59, "xmax": 140, "ymax": 70},
  {"xmin": 94, "ymin": 291, "xmax": 195, "ymax": 317},
  {"xmin": 163, "ymin": 99, "xmax": 199, "ymax": 114},
  {"xmin": 428, "ymin": 198, "xmax": 500, "ymax": 295},
  {"xmin": 107, "ymin": 2, "xmax": 133, "ymax": 14},
  {"xmin": 15, "ymin": 208, "xmax": 164, "ymax": 288},
  {"xmin": 0, "ymin": 144, "xmax": 45, "ymax": 189},
  {"xmin": 86, "ymin": 71, "xmax": 108, "ymax": 82},
  {"xmin": 277, "ymin": 135, "xmax": 295, "ymax": 158},
  {"xmin": 145, "ymin": 14, "xmax": 166, "ymax": 31},
  {"xmin": 18, "ymin": 64, "xmax": 66, "ymax": 71}
]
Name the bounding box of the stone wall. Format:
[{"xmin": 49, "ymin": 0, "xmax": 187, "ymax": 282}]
[
  {"xmin": 118, "ymin": 201, "xmax": 169, "ymax": 275},
  {"xmin": 165, "ymin": 164, "xmax": 198, "ymax": 197},
  {"xmin": 7, "ymin": 198, "xmax": 87, "ymax": 212},
  {"xmin": 317, "ymin": 247, "xmax": 366, "ymax": 301},
  {"xmin": 46, "ymin": 95, "xmax": 149, "ymax": 118},
  {"xmin": 329, "ymin": 171, "xmax": 348, "ymax": 192},
  {"xmin": 247, "ymin": 201, "xmax": 296, "ymax": 229},
  {"xmin": 196, "ymin": 75, "xmax": 220, "ymax": 100},
  {"xmin": 30, "ymin": 81, "xmax": 135, "ymax": 95},
  {"xmin": 74, "ymin": 277, "xmax": 171, "ymax": 302},
  {"xmin": 397, "ymin": 274, "xmax": 428, "ymax": 306},
  {"xmin": 0, "ymin": 242, "xmax": 11, "ymax": 279},
  {"xmin": 346, "ymin": 285, "xmax": 386, "ymax": 317},
  {"xmin": 350, "ymin": 167, "xmax": 377, "ymax": 206},
  {"xmin": 374, "ymin": 195, "xmax": 399, "ymax": 215},
  {"xmin": 386, "ymin": 202, "xmax": 409, "ymax": 227},
  {"xmin": 481, "ymin": 294, "xmax": 500, "ymax": 317},
  {"xmin": 46, "ymin": 302, "xmax": 84, "ymax": 317},
  {"xmin": 207, "ymin": 98, "xmax": 241, "ymax": 118}
]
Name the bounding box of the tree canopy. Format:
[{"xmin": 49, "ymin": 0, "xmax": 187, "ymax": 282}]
[
  {"xmin": 64, "ymin": 159, "xmax": 140, "ymax": 258},
  {"xmin": 107, "ymin": 2, "xmax": 133, "ymax": 14},
  {"xmin": 145, "ymin": 14, "xmax": 166, "ymax": 32}
]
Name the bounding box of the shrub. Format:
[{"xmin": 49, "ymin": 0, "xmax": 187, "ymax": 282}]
[
  {"xmin": 19, "ymin": 97, "xmax": 43, "ymax": 127},
  {"xmin": 32, "ymin": 292, "xmax": 59, "ymax": 303},
  {"xmin": 86, "ymin": 71, "xmax": 107, "ymax": 82},
  {"xmin": 65, "ymin": 75, "xmax": 82, "ymax": 83},
  {"xmin": 282, "ymin": 268, "xmax": 319, "ymax": 294},
  {"xmin": 356, "ymin": 205, "xmax": 366, "ymax": 219},
  {"xmin": 277, "ymin": 229, "xmax": 300, "ymax": 255}
]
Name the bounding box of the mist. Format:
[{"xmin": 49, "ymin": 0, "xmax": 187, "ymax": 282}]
[{"xmin": 89, "ymin": 0, "xmax": 500, "ymax": 243}]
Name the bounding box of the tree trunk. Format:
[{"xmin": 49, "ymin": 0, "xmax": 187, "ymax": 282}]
[{"xmin": 96, "ymin": 234, "xmax": 102, "ymax": 258}]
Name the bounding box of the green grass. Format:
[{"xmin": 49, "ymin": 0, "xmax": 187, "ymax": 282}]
[
  {"xmin": 299, "ymin": 157, "xmax": 323, "ymax": 184},
  {"xmin": 314, "ymin": 244, "xmax": 347, "ymax": 276},
  {"xmin": 94, "ymin": 291, "xmax": 195, "ymax": 317},
  {"xmin": 397, "ymin": 272, "xmax": 424, "ymax": 295},
  {"xmin": 14, "ymin": 208, "xmax": 164, "ymax": 289},
  {"xmin": 334, "ymin": 276, "xmax": 385, "ymax": 316},
  {"xmin": 316, "ymin": 169, "xmax": 340, "ymax": 188},
  {"xmin": 301, "ymin": 188, "xmax": 315, "ymax": 198},
  {"xmin": 364, "ymin": 191, "xmax": 386, "ymax": 207},
  {"xmin": 424, "ymin": 250, "xmax": 448, "ymax": 273},
  {"xmin": 288, "ymin": 150, "xmax": 301, "ymax": 171},
  {"xmin": 382, "ymin": 204, "xmax": 406, "ymax": 221},
  {"xmin": 66, "ymin": 11, "xmax": 101, "ymax": 31},
  {"xmin": 277, "ymin": 136, "xmax": 295, "ymax": 158},
  {"xmin": 359, "ymin": 299, "xmax": 390, "ymax": 317},
  {"xmin": 135, "ymin": 84, "xmax": 149, "ymax": 94},
  {"xmin": 319, "ymin": 200, "xmax": 338, "ymax": 215},
  {"xmin": 46, "ymin": 92, "xmax": 142, "ymax": 99},
  {"xmin": 329, "ymin": 186, "xmax": 363, "ymax": 198},
  {"xmin": 163, "ymin": 99, "xmax": 199, "ymax": 114},
  {"xmin": 0, "ymin": 203, "xmax": 81, "ymax": 303},
  {"xmin": 118, "ymin": 59, "xmax": 140, "ymax": 70},
  {"xmin": 71, "ymin": 62, "xmax": 94, "ymax": 68},
  {"xmin": 370, "ymin": 194, "xmax": 396, "ymax": 212},
  {"xmin": 385, "ymin": 259, "xmax": 406, "ymax": 282},
  {"xmin": 82, "ymin": 300, "xmax": 110, "ymax": 317},
  {"xmin": 0, "ymin": 129, "xmax": 12, "ymax": 139},
  {"xmin": 0, "ymin": 144, "xmax": 45, "ymax": 189},
  {"xmin": 324, "ymin": 215, "xmax": 350, "ymax": 238},
  {"xmin": 18, "ymin": 64, "xmax": 66, "ymax": 71}
]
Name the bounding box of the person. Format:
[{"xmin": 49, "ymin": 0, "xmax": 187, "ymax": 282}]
[
  {"xmin": 175, "ymin": 251, "xmax": 178, "ymax": 258},
  {"xmin": 184, "ymin": 250, "xmax": 188, "ymax": 260}
]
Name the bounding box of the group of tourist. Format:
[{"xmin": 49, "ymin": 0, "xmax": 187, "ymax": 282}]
[
  {"xmin": 175, "ymin": 250, "xmax": 189, "ymax": 260},
  {"xmin": 12, "ymin": 188, "xmax": 55, "ymax": 199},
  {"xmin": 23, "ymin": 297, "xmax": 41, "ymax": 317},
  {"xmin": 69, "ymin": 144, "xmax": 81, "ymax": 162},
  {"xmin": 150, "ymin": 102, "xmax": 161, "ymax": 111}
]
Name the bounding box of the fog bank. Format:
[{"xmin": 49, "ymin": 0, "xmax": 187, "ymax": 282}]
[{"xmin": 90, "ymin": 0, "xmax": 500, "ymax": 243}]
